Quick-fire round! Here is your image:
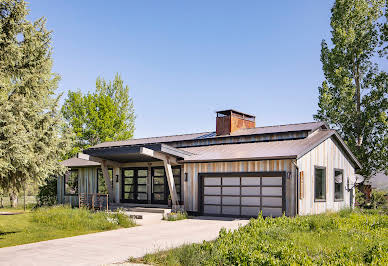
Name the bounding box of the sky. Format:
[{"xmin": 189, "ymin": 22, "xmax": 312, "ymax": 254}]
[{"xmin": 28, "ymin": 0, "xmax": 336, "ymax": 138}]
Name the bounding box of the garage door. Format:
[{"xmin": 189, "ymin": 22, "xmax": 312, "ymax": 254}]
[{"xmin": 200, "ymin": 172, "xmax": 286, "ymax": 217}]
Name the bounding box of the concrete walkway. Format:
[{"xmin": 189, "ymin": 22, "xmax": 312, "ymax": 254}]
[{"xmin": 0, "ymin": 217, "xmax": 249, "ymax": 266}]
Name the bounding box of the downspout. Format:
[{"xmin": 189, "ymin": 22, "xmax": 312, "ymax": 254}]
[{"xmin": 292, "ymin": 160, "xmax": 299, "ymax": 216}]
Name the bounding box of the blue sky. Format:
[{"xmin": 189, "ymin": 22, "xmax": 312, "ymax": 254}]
[{"xmin": 28, "ymin": 0, "xmax": 335, "ymax": 138}]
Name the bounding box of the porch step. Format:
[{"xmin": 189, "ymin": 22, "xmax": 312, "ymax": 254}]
[
  {"xmin": 110, "ymin": 204, "xmax": 171, "ymax": 215},
  {"xmin": 124, "ymin": 211, "xmax": 164, "ymax": 225}
]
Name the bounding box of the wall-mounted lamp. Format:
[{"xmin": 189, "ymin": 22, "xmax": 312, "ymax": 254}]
[
  {"xmin": 115, "ymin": 174, "xmax": 119, "ymax": 183},
  {"xmin": 185, "ymin": 173, "xmax": 188, "ymax": 182}
]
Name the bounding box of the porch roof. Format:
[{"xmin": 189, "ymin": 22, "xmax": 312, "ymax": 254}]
[
  {"xmin": 83, "ymin": 143, "xmax": 192, "ymax": 163},
  {"xmin": 61, "ymin": 157, "xmax": 101, "ymax": 167}
]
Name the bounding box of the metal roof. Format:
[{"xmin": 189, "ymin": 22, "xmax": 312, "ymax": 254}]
[
  {"xmin": 61, "ymin": 157, "xmax": 101, "ymax": 167},
  {"xmin": 90, "ymin": 121, "xmax": 327, "ymax": 149},
  {"xmin": 181, "ymin": 129, "xmax": 361, "ymax": 169}
]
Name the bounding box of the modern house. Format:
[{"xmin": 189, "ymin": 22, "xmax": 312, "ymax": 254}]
[{"xmin": 58, "ymin": 110, "xmax": 361, "ymax": 217}]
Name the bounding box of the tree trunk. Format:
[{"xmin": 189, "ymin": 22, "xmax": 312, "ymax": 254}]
[
  {"xmin": 9, "ymin": 192, "xmax": 18, "ymax": 208},
  {"xmin": 355, "ymin": 63, "xmax": 362, "ymax": 146}
]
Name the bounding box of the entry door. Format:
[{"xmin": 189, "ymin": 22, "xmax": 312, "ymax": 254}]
[
  {"xmin": 122, "ymin": 168, "xmax": 148, "ymax": 203},
  {"xmin": 151, "ymin": 168, "xmax": 167, "ymax": 204},
  {"xmin": 200, "ymin": 172, "xmax": 286, "ymax": 217}
]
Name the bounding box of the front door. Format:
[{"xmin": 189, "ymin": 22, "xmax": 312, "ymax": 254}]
[
  {"xmin": 151, "ymin": 168, "xmax": 167, "ymax": 204},
  {"xmin": 122, "ymin": 168, "xmax": 148, "ymax": 203}
]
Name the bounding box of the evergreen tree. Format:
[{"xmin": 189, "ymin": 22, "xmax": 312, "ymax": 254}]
[
  {"xmin": 315, "ymin": 0, "xmax": 387, "ymax": 178},
  {"xmin": 62, "ymin": 74, "xmax": 135, "ymax": 156},
  {"xmin": 0, "ymin": 0, "xmax": 72, "ymax": 204}
]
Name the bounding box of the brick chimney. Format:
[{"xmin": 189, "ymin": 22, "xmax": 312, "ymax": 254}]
[{"xmin": 216, "ymin": 109, "xmax": 256, "ymax": 135}]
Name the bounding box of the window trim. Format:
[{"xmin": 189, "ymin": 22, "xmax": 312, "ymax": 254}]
[
  {"xmin": 314, "ymin": 166, "xmax": 326, "ymax": 202},
  {"xmin": 334, "ymin": 168, "xmax": 344, "ymax": 202},
  {"xmin": 64, "ymin": 169, "xmax": 79, "ymax": 196}
]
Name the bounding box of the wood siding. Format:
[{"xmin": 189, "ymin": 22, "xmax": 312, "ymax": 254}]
[
  {"xmin": 183, "ymin": 159, "xmax": 297, "ymax": 216},
  {"xmin": 57, "ymin": 167, "xmax": 98, "ymax": 206},
  {"xmin": 297, "ymin": 137, "xmax": 355, "ymax": 215}
]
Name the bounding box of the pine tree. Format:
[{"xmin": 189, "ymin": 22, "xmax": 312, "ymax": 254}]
[
  {"xmin": 315, "ymin": 0, "xmax": 387, "ymax": 178},
  {"xmin": 0, "ymin": 0, "xmax": 72, "ymax": 204}
]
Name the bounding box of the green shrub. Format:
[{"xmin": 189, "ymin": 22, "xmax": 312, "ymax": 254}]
[
  {"xmin": 32, "ymin": 205, "xmax": 135, "ymax": 231},
  {"xmin": 36, "ymin": 177, "xmax": 57, "ymax": 206},
  {"xmin": 133, "ymin": 210, "xmax": 388, "ymax": 265},
  {"xmin": 356, "ymin": 188, "xmax": 387, "ymax": 210},
  {"xmin": 163, "ymin": 211, "xmax": 188, "ymax": 221}
]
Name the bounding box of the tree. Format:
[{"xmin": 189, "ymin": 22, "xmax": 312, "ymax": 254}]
[
  {"xmin": 315, "ymin": 0, "xmax": 387, "ymax": 179},
  {"xmin": 0, "ymin": 0, "xmax": 72, "ymax": 206},
  {"xmin": 62, "ymin": 74, "xmax": 135, "ymax": 156}
]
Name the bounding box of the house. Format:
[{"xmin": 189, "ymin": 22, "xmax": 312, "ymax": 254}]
[{"xmin": 58, "ymin": 109, "xmax": 361, "ymax": 217}]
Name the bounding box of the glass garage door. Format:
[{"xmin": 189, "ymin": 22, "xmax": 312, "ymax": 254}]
[{"xmin": 201, "ymin": 173, "xmax": 285, "ymax": 217}]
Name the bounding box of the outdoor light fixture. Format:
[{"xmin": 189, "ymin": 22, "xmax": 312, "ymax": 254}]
[{"xmin": 115, "ymin": 174, "xmax": 119, "ymax": 182}]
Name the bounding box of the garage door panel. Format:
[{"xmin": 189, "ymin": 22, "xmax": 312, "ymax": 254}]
[
  {"xmin": 204, "ymin": 196, "xmax": 220, "ymax": 205},
  {"xmin": 222, "ymin": 196, "xmax": 240, "ymax": 205},
  {"xmin": 204, "ymin": 177, "xmax": 221, "ymax": 186},
  {"xmin": 204, "ymin": 205, "xmax": 221, "ymax": 214},
  {"xmin": 262, "ymin": 208, "xmax": 282, "ymax": 217},
  {"xmin": 222, "ymin": 206, "xmax": 240, "ymax": 215},
  {"xmin": 241, "ymin": 196, "xmax": 260, "ymax": 206},
  {"xmin": 262, "ymin": 177, "xmax": 282, "ymax": 186},
  {"xmin": 241, "ymin": 206, "xmax": 260, "ymax": 216},
  {"xmin": 241, "ymin": 177, "xmax": 261, "ymax": 185},
  {"xmin": 204, "ymin": 187, "xmax": 221, "ymax": 195},
  {"xmin": 262, "ymin": 197, "xmax": 282, "ymax": 207},
  {"xmin": 262, "ymin": 186, "xmax": 282, "ymax": 196},
  {"xmin": 222, "ymin": 187, "xmax": 240, "ymax": 195},
  {"xmin": 241, "ymin": 187, "xmax": 260, "ymax": 195},
  {"xmin": 222, "ymin": 177, "xmax": 240, "ymax": 185}
]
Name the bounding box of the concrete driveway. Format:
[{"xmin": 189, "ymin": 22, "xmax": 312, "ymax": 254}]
[{"xmin": 0, "ymin": 217, "xmax": 249, "ymax": 266}]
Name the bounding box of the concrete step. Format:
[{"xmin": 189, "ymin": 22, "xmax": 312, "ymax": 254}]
[
  {"xmin": 110, "ymin": 204, "xmax": 171, "ymax": 215},
  {"xmin": 124, "ymin": 211, "xmax": 164, "ymax": 225}
]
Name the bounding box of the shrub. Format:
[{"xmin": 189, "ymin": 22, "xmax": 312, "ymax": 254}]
[
  {"xmin": 32, "ymin": 206, "xmax": 135, "ymax": 231},
  {"xmin": 357, "ymin": 188, "xmax": 387, "ymax": 210},
  {"xmin": 163, "ymin": 211, "xmax": 188, "ymax": 221},
  {"xmin": 36, "ymin": 177, "xmax": 57, "ymax": 206},
  {"xmin": 133, "ymin": 210, "xmax": 388, "ymax": 265}
]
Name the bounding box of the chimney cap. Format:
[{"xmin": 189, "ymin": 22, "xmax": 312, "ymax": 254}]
[{"xmin": 216, "ymin": 109, "xmax": 255, "ymax": 119}]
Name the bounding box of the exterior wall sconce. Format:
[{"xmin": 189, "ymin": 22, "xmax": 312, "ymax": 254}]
[{"xmin": 116, "ymin": 174, "xmax": 119, "ymax": 183}]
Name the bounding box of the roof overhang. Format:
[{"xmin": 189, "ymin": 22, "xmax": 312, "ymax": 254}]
[{"xmin": 83, "ymin": 143, "xmax": 192, "ymax": 163}]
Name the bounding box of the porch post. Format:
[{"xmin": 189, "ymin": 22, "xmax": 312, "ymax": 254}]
[
  {"xmin": 101, "ymin": 160, "xmax": 114, "ymax": 203},
  {"xmin": 164, "ymin": 159, "xmax": 179, "ymax": 209}
]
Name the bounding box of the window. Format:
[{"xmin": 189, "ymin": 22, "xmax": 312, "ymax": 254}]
[
  {"xmin": 314, "ymin": 166, "xmax": 326, "ymax": 201},
  {"xmin": 334, "ymin": 169, "xmax": 344, "ymax": 201},
  {"xmin": 97, "ymin": 168, "xmax": 113, "ymax": 194},
  {"xmin": 65, "ymin": 169, "xmax": 78, "ymax": 195}
]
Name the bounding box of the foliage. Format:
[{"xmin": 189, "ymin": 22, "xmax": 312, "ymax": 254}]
[
  {"xmin": 357, "ymin": 187, "xmax": 388, "ymax": 210},
  {"xmin": 32, "ymin": 206, "xmax": 135, "ymax": 231},
  {"xmin": 36, "ymin": 177, "xmax": 57, "ymax": 206},
  {"xmin": 314, "ymin": 0, "xmax": 388, "ymax": 178},
  {"xmin": 0, "ymin": 205, "xmax": 135, "ymax": 248},
  {"xmin": 163, "ymin": 211, "xmax": 188, "ymax": 221},
  {"xmin": 62, "ymin": 74, "xmax": 135, "ymax": 157},
  {"xmin": 131, "ymin": 210, "xmax": 388, "ymax": 265},
  {"xmin": 0, "ymin": 0, "xmax": 73, "ymax": 194}
]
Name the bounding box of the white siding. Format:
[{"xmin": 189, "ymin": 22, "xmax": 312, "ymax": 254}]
[{"xmin": 297, "ymin": 137, "xmax": 355, "ymax": 215}]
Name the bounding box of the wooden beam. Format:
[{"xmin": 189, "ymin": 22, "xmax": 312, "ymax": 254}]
[
  {"xmin": 164, "ymin": 159, "xmax": 179, "ymax": 209},
  {"xmin": 139, "ymin": 147, "xmax": 178, "ymax": 165},
  {"xmin": 101, "ymin": 160, "xmax": 114, "ymax": 203}
]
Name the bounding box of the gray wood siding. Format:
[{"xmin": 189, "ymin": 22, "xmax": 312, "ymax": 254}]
[
  {"xmin": 183, "ymin": 159, "xmax": 297, "ymax": 216},
  {"xmin": 57, "ymin": 167, "xmax": 98, "ymax": 206},
  {"xmin": 297, "ymin": 137, "xmax": 355, "ymax": 215}
]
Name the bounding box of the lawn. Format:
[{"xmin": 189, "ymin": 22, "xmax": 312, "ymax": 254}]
[
  {"xmin": 0, "ymin": 205, "xmax": 135, "ymax": 248},
  {"xmin": 130, "ymin": 209, "xmax": 388, "ymax": 265}
]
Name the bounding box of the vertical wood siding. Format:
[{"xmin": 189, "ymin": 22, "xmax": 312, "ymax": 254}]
[
  {"xmin": 183, "ymin": 159, "xmax": 296, "ymax": 215},
  {"xmin": 297, "ymin": 137, "xmax": 355, "ymax": 215},
  {"xmin": 57, "ymin": 167, "xmax": 98, "ymax": 206}
]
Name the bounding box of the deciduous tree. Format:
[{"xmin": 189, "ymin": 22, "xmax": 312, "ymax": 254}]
[{"xmin": 315, "ymin": 0, "xmax": 387, "ymax": 178}]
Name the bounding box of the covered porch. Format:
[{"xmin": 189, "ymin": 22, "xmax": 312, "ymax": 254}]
[{"xmin": 80, "ymin": 143, "xmax": 192, "ymax": 210}]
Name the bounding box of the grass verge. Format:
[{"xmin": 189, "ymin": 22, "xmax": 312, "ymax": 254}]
[
  {"xmin": 130, "ymin": 208, "xmax": 388, "ymax": 265},
  {"xmin": 0, "ymin": 205, "xmax": 135, "ymax": 248}
]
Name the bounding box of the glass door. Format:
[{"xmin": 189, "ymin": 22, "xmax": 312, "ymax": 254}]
[
  {"xmin": 151, "ymin": 168, "xmax": 167, "ymax": 204},
  {"xmin": 122, "ymin": 168, "xmax": 148, "ymax": 203}
]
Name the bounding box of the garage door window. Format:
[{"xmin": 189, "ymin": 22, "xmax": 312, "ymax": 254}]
[{"xmin": 314, "ymin": 166, "xmax": 326, "ymax": 201}]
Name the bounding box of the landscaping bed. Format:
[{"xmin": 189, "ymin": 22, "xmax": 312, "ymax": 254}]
[
  {"xmin": 0, "ymin": 205, "xmax": 135, "ymax": 248},
  {"xmin": 130, "ymin": 209, "xmax": 388, "ymax": 265}
]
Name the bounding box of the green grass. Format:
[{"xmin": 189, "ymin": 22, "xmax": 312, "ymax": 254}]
[
  {"xmin": 0, "ymin": 205, "xmax": 135, "ymax": 248},
  {"xmin": 163, "ymin": 211, "xmax": 188, "ymax": 221},
  {"xmin": 130, "ymin": 209, "xmax": 388, "ymax": 265}
]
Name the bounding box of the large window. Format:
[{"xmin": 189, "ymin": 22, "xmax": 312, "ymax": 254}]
[
  {"xmin": 334, "ymin": 169, "xmax": 344, "ymax": 201},
  {"xmin": 65, "ymin": 169, "xmax": 78, "ymax": 195},
  {"xmin": 314, "ymin": 166, "xmax": 326, "ymax": 201},
  {"xmin": 97, "ymin": 168, "xmax": 113, "ymax": 194}
]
